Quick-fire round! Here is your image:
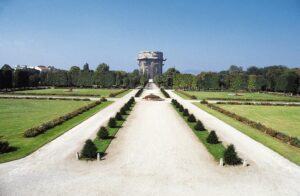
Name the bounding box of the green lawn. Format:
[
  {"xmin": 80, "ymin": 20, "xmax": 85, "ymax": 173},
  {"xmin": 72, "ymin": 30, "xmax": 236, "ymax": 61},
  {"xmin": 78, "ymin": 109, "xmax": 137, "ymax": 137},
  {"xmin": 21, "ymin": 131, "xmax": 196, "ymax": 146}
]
[
  {"xmin": 194, "ymin": 103, "xmax": 300, "ymax": 165},
  {"xmin": 11, "ymin": 88, "xmax": 130, "ymax": 98},
  {"xmin": 0, "ymin": 99, "xmax": 112, "ymax": 163},
  {"xmin": 218, "ymin": 105, "xmax": 300, "ymax": 138},
  {"xmin": 173, "ymin": 105, "xmax": 225, "ymax": 161},
  {"xmin": 175, "ymin": 91, "xmax": 300, "ymax": 101}
]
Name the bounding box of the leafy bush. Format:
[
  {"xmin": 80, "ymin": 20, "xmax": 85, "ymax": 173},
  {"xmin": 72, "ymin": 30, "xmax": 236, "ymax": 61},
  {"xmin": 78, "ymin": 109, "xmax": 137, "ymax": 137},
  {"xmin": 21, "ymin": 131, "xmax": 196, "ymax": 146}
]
[
  {"xmin": 108, "ymin": 117, "xmax": 117, "ymax": 128},
  {"xmin": 81, "ymin": 139, "xmax": 97, "ymax": 159},
  {"xmin": 179, "ymin": 105, "xmax": 184, "ymax": 112},
  {"xmin": 183, "ymin": 109, "xmax": 189, "ymax": 116},
  {"xmin": 97, "ymin": 126, "xmax": 109, "ymax": 139},
  {"xmin": 0, "ymin": 140, "xmax": 10, "ymax": 154},
  {"xmin": 200, "ymin": 99, "xmax": 208, "ymax": 104},
  {"xmin": 115, "ymin": 112, "xmax": 123, "ymax": 121},
  {"xmin": 224, "ymin": 144, "xmax": 242, "ymax": 165},
  {"xmin": 160, "ymin": 88, "xmax": 170, "ymax": 98},
  {"xmin": 100, "ymin": 97, "xmax": 107, "ymax": 102},
  {"xmin": 187, "ymin": 114, "xmax": 196, "ymax": 122},
  {"xmin": 206, "ymin": 131, "xmax": 219, "ymax": 144},
  {"xmin": 135, "ymin": 88, "xmax": 143, "ymax": 97},
  {"xmin": 194, "ymin": 120, "xmax": 205, "ymax": 131}
]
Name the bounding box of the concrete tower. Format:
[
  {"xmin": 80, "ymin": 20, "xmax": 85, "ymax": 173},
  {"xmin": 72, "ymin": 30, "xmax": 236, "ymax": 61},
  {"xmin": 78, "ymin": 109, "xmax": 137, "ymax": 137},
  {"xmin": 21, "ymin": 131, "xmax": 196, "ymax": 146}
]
[{"xmin": 138, "ymin": 51, "xmax": 166, "ymax": 79}]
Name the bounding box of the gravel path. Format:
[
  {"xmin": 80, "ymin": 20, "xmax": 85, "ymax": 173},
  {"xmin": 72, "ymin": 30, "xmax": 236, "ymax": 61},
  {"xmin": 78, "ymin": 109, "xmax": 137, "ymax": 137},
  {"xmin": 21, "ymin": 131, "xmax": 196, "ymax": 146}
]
[{"xmin": 0, "ymin": 85, "xmax": 299, "ymax": 195}]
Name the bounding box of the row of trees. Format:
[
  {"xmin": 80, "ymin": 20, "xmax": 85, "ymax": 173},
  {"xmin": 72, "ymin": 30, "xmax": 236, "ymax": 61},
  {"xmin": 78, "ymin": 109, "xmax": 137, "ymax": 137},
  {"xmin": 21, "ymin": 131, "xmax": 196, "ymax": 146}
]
[
  {"xmin": 155, "ymin": 65, "xmax": 300, "ymax": 94},
  {"xmin": 0, "ymin": 63, "xmax": 146, "ymax": 90}
]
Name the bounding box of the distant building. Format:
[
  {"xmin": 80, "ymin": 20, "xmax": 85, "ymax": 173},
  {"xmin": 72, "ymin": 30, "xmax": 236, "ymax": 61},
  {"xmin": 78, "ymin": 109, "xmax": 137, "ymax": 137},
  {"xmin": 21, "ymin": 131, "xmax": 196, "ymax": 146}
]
[
  {"xmin": 34, "ymin": 65, "xmax": 54, "ymax": 72},
  {"xmin": 138, "ymin": 51, "xmax": 166, "ymax": 79}
]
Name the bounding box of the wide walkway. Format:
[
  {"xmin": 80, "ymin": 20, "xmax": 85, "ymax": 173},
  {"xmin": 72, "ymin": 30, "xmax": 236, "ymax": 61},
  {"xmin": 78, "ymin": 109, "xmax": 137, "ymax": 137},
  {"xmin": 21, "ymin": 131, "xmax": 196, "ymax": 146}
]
[{"xmin": 0, "ymin": 84, "xmax": 300, "ymax": 195}]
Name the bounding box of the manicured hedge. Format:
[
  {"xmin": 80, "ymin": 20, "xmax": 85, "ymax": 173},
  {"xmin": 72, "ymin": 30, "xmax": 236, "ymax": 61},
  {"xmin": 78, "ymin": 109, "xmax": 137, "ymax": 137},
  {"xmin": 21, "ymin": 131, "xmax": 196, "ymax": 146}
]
[
  {"xmin": 135, "ymin": 88, "xmax": 144, "ymax": 97},
  {"xmin": 109, "ymin": 89, "xmax": 129, "ymax": 97},
  {"xmin": 206, "ymin": 97, "xmax": 300, "ymax": 102},
  {"xmin": 206, "ymin": 103, "xmax": 300, "ymax": 148},
  {"xmin": 81, "ymin": 139, "xmax": 97, "ymax": 159},
  {"xmin": 0, "ymin": 96, "xmax": 91, "ymax": 101},
  {"xmin": 224, "ymin": 144, "xmax": 242, "ymax": 165},
  {"xmin": 215, "ymin": 101, "xmax": 300, "ymax": 106},
  {"xmin": 176, "ymin": 90, "xmax": 197, "ymax": 99},
  {"xmin": 160, "ymin": 88, "xmax": 170, "ymax": 98},
  {"xmin": 23, "ymin": 101, "xmax": 102, "ymax": 137}
]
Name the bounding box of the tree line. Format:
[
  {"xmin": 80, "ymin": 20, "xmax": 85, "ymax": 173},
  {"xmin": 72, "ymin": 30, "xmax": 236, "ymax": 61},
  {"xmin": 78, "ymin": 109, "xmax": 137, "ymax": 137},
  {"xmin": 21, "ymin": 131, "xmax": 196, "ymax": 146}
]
[
  {"xmin": 155, "ymin": 65, "xmax": 300, "ymax": 94},
  {"xmin": 0, "ymin": 63, "xmax": 146, "ymax": 90}
]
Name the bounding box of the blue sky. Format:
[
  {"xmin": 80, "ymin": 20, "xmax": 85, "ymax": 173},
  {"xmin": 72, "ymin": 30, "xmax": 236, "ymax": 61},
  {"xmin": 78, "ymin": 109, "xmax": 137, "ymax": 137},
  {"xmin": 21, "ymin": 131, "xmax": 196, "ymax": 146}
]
[{"xmin": 0, "ymin": 0, "xmax": 299, "ymax": 73}]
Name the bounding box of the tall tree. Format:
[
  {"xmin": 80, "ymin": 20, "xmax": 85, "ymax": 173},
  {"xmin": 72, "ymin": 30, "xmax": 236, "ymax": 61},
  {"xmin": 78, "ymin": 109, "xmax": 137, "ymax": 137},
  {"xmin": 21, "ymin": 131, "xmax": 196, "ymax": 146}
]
[
  {"xmin": 83, "ymin": 63, "xmax": 90, "ymax": 72},
  {"xmin": 1, "ymin": 64, "xmax": 13, "ymax": 90},
  {"xmin": 14, "ymin": 69, "xmax": 29, "ymax": 87}
]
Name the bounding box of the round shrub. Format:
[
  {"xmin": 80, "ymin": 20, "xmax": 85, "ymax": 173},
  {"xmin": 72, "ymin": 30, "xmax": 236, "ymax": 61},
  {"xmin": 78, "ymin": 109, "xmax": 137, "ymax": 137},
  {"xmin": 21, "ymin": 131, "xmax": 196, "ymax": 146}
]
[
  {"xmin": 194, "ymin": 120, "xmax": 205, "ymax": 131},
  {"xmin": 179, "ymin": 105, "xmax": 184, "ymax": 112},
  {"xmin": 187, "ymin": 114, "xmax": 196, "ymax": 122},
  {"xmin": 183, "ymin": 109, "xmax": 189, "ymax": 116},
  {"xmin": 0, "ymin": 140, "xmax": 9, "ymax": 154},
  {"xmin": 108, "ymin": 117, "xmax": 117, "ymax": 128},
  {"xmin": 206, "ymin": 131, "xmax": 219, "ymax": 144},
  {"xmin": 115, "ymin": 112, "xmax": 123, "ymax": 121},
  {"xmin": 81, "ymin": 139, "xmax": 97, "ymax": 159},
  {"xmin": 97, "ymin": 126, "xmax": 109, "ymax": 139},
  {"xmin": 224, "ymin": 144, "xmax": 242, "ymax": 165}
]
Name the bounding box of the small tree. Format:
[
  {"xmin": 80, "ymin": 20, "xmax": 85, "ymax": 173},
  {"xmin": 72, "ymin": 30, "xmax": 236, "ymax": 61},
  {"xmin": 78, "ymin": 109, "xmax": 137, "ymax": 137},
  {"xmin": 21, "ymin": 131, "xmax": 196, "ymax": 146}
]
[
  {"xmin": 187, "ymin": 114, "xmax": 196, "ymax": 122},
  {"xmin": 183, "ymin": 109, "xmax": 189, "ymax": 116},
  {"xmin": 97, "ymin": 126, "xmax": 109, "ymax": 139},
  {"xmin": 108, "ymin": 117, "xmax": 117, "ymax": 128},
  {"xmin": 206, "ymin": 131, "xmax": 219, "ymax": 144},
  {"xmin": 81, "ymin": 139, "xmax": 97, "ymax": 159},
  {"xmin": 224, "ymin": 144, "xmax": 242, "ymax": 165},
  {"xmin": 115, "ymin": 112, "xmax": 123, "ymax": 121},
  {"xmin": 194, "ymin": 120, "xmax": 205, "ymax": 131}
]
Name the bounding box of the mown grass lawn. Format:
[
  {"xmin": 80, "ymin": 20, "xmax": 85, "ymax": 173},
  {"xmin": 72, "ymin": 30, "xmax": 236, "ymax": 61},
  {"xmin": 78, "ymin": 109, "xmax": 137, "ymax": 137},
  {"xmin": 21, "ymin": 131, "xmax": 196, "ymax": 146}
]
[
  {"xmin": 0, "ymin": 99, "xmax": 112, "ymax": 163},
  {"xmin": 175, "ymin": 91, "xmax": 300, "ymax": 101},
  {"xmin": 218, "ymin": 105, "xmax": 300, "ymax": 138},
  {"xmin": 194, "ymin": 103, "xmax": 300, "ymax": 165},
  {"xmin": 11, "ymin": 88, "xmax": 130, "ymax": 97},
  {"xmin": 173, "ymin": 105, "xmax": 225, "ymax": 161}
]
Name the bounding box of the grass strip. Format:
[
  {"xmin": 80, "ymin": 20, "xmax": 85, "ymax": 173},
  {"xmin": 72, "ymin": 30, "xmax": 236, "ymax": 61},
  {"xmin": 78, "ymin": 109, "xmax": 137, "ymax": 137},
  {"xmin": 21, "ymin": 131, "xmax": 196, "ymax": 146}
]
[{"xmin": 172, "ymin": 104, "xmax": 226, "ymax": 161}]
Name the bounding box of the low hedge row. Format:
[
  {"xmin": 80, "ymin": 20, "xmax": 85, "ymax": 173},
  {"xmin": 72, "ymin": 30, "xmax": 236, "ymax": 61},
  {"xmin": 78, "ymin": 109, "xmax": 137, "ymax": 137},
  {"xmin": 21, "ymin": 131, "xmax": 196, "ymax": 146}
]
[
  {"xmin": 206, "ymin": 97, "xmax": 300, "ymax": 102},
  {"xmin": 176, "ymin": 90, "xmax": 197, "ymax": 99},
  {"xmin": 160, "ymin": 88, "xmax": 170, "ymax": 98},
  {"xmin": 108, "ymin": 89, "xmax": 129, "ymax": 97},
  {"xmin": 171, "ymin": 99, "xmax": 241, "ymax": 165},
  {"xmin": 215, "ymin": 101, "xmax": 300, "ymax": 106},
  {"xmin": 0, "ymin": 96, "xmax": 90, "ymax": 101},
  {"xmin": 9, "ymin": 92, "xmax": 101, "ymax": 97},
  {"xmin": 0, "ymin": 139, "xmax": 12, "ymax": 154},
  {"xmin": 80, "ymin": 97, "xmax": 136, "ymax": 159},
  {"xmin": 135, "ymin": 88, "xmax": 143, "ymax": 97},
  {"xmin": 23, "ymin": 101, "xmax": 102, "ymax": 137},
  {"xmin": 206, "ymin": 103, "xmax": 300, "ymax": 148}
]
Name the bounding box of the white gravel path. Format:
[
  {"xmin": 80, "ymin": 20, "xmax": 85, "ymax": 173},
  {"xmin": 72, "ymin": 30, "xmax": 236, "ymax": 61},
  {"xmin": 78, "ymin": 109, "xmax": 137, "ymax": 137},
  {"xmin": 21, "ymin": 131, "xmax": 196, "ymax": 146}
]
[{"xmin": 0, "ymin": 84, "xmax": 299, "ymax": 196}]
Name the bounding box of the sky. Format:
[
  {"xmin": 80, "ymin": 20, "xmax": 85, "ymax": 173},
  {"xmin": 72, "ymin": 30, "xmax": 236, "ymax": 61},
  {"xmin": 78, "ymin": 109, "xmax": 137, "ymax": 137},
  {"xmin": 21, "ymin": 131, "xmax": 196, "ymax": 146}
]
[{"xmin": 0, "ymin": 0, "xmax": 299, "ymax": 73}]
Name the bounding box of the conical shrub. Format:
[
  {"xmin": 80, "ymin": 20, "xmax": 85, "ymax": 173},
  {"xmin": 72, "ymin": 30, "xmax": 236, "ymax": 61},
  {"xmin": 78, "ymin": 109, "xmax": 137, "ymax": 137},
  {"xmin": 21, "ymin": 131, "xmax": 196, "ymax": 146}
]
[
  {"xmin": 224, "ymin": 144, "xmax": 242, "ymax": 165},
  {"xmin": 194, "ymin": 120, "xmax": 205, "ymax": 131},
  {"xmin": 206, "ymin": 131, "xmax": 219, "ymax": 144},
  {"xmin": 187, "ymin": 114, "xmax": 196, "ymax": 122},
  {"xmin": 81, "ymin": 139, "xmax": 97, "ymax": 159},
  {"xmin": 97, "ymin": 126, "xmax": 109, "ymax": 139},
  {"xmin": 115, "ymin": 112, "xmax": 123, "ymax": 121},
  {"xmin": 108, "ymin": 117, "xmax": 117, "ymax": 128},
  {"xmin": 183, "ymin": 109, "xmax": 189, "ymax": 116}
]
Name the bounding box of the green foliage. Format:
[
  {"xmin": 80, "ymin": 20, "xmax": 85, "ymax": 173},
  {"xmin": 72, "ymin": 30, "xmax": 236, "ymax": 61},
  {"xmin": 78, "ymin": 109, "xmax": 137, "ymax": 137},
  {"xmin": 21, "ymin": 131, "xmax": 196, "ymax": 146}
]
[
  {"xmin": 108, "ymin": 117, "xmax": 117, "ymax": 128},
  {"xmin": 183, "ymin": 109, "xmax": 189, "ymax": 116},
  {"xmin": 206, "ymin": 131, "xmax": 219, "ymax": 144},
  {"xmin": 224, "ymin": 144, "xmax": 242, "ymax": 165},
  {"xmin": 81, "ymin": 139, "xmax": 97, "ymax": 159},
  {"xmin": 97, "ymin": 126, "xmax": 109, "ymax": 139},
  {"xmin": 194, "ymin": 120, "xmax": 205, "ymax": 131},
  {"xmin": 115, "ymin": 112, "xmax": 123, "ymax": 121}
]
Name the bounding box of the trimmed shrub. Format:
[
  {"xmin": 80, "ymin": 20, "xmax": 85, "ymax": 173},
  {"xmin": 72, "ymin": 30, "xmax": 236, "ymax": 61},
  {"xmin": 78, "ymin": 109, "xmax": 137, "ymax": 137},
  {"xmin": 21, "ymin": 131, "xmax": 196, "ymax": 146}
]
[
  {"xmin": 187, "ymin": 114, "xmax": 196, "ymax": 122},
  {"xmin": 206, "ymin": 131, "xmax": 219, "ymax": 144},
  {"xmin": 194, "ymin": 120, "xmax": 205, "ymax": 131},
  {"xmin": 179, "ymin": 105, "xmax": 184, "ymax": 112},
  {"xmin": 183, "ymin": 109, "xmax": 189, "ymax": 116},
  {"xmin": 100, "ymin": 97, "xmax": 107, "ymax": 102},
  {"xmin": 224, "ymin": 144, "xmax": 242, "ymax": 165},
  {"xmin": 160, "ymin": 88, "xmax": 170, "ymax": 98},
  {"xmin": 200, "ymin": 99, "xmax": 208, "ymax": 104},
  {"xmin": 81, "ymin": 139, "xmax": 97, "ymax": 159},
  {"xmin": 97, "ymin": 126, "xmax": 109, "ymax": 139},
  {"xmin": 115, "ymin": 112, "xmax": 123, "ymax": 121},
  {"xmin": 108, "ymin": 117, "xmax": 117, "ymax": 128},
  {"xmin": 120, "ymin": 107, "xmax": 127, "ymax": 115},
  {"xmin": 0, "ymin": 140, "xmax": 10, "ymax": 154}
]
